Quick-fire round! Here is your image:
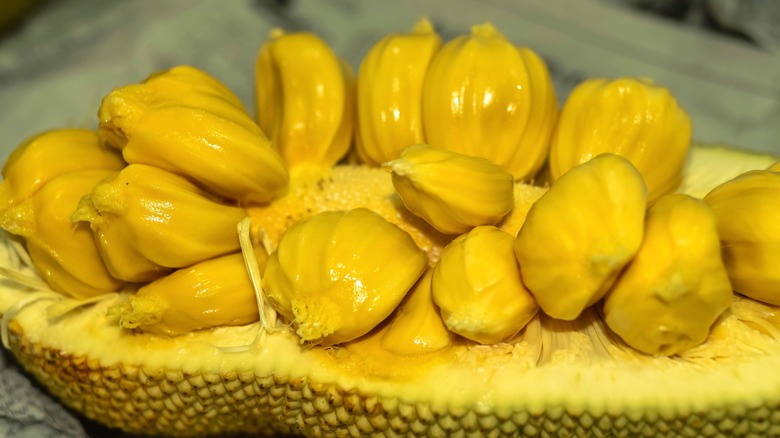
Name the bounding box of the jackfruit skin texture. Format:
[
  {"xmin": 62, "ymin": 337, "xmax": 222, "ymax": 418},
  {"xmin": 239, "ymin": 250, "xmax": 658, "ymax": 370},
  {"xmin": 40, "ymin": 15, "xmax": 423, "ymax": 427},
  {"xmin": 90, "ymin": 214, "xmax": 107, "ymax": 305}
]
[{"xmin": 6, "ymin": 321, "xmax": 780, "ymax": 438}]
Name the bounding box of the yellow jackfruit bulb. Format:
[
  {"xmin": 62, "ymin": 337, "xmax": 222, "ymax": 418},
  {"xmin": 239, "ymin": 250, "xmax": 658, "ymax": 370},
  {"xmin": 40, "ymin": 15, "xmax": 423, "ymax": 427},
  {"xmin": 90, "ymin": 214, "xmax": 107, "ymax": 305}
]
[
  {"xmin": 549, "ymin": 77, "xmax": 692, "ymax": 203},
  {"xmin": 386, "ymin": 144, "xmax": 514, "ymax": 235},
  {"xmin": 98, "ymin": 65, "xmax": 288, "ymax": 204},
  {"xmin": 110, "ymin": 248, "xmax": 268, "ymax": 336},
  {"xmin": 422, "ymin": 21, "xmax": 558, "ymax": 181},
  {"xmin": 355, "ymin": 18, "xmax": 442, "ymax": 165},
  {"xmin": 703, "ymin": 170, "xmax": 780, "ymax": 304},
  {"xmin": 603, "ymin": 194, "xmax": 733, "ymax": 356},
  {"xmin": 380, "ymin": 269, "xmax": 455, "ymax": 355},
  {"xmin": 0, "ymin": 129, "xmax": 124, "ymax": 209},
  {"xmin": 432, "ymin": 226, "xmax": 538, "ymax": 344},
  {"xmin": 514, "ymin": 153, "xmax": 647, "ymax": 320},
  {"xmin": 768, "ymin": 160, "xmax": 780, "ymax": 172},
  {"xmin": 262, "ymin": 208, "xmax": 428, "ymax": 345},
  {"xmin": 255, "ymin": 29, "xmax": 354, "ymax": 170},
  {"xmin": 71, "ymin": 164, "xmax": 247, "ymax": 283},
  {"xmin": 0, "ymin": 170, "xmax": 124, "ymax": 298}
]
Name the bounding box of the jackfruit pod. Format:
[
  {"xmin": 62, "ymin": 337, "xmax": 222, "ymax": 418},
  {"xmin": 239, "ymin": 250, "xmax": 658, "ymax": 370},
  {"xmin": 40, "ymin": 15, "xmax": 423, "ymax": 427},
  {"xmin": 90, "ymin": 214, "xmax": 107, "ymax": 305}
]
[
  {"xmin": 255, "ymin": 29, "xmax": 354, "ymax": 170},
  {"xmin": 262, "ymin": 208, "xmax": 428, "ymax": 345},
  {"xmin": 703, "ymin": 170, "xmax": 780, "ymax": 304},
  {"xmin": 0, "ymin": 129, "xmax": 124, "ymax": 209},
  {"xmin": 110, "ymin": 247, "xmax": 268, "ymax": 336},
  {"xmin": 380, "ymin": 269, "xmax": 455, "ymax": 355},
  {"xmin": 355, "ymin": 18, "xmax": 442, "ymax": 165},
  {"xmin": 514, "ymin": 154, "xmax": 647, "ymax": 320},
  {"xmin": 432, "ymin": 226, "xmax": 538, "ymax": 344},
  {"xmin": 98, "ymin": 66, "xmax": 288, "ymax": 204},
  {"xmin": 422, "ymin": 22, "xmax": 558, "ymax": 181},
  {"xmin": 386, "ymin": 144, "xmax": 514, "ymax": 235},
  {"xmin": 71, "ymin": 164, "xmax": 247, "ymax": 283},
  {"xmin": 0, "ymin": 170, "xmax": 124, "ymax": 298},
  {"xmin": 549, "ymin": 77, "xmax": 692, "ymax": 203},
  {"xmin": 603, "ymin": 194, "xmax": 733, "ymax": 356}
]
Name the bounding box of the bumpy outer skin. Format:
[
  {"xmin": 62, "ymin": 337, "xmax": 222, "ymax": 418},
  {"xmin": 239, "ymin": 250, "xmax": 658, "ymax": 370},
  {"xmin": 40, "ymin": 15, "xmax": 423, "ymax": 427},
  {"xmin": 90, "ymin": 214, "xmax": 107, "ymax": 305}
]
[
  {"xmin": 71, "ymin": 164, "xmax": 248, "ymax": 283},
  {"xmin": 255, "ymin": 30, "xmax": 354, "ymax": 170},
  {"xmin": 704, "ymin": 170, "xmax": 780, "ymax": 305},
  {"xmin": 514, "ymin": 154, "xmax": 647, "ymax": 321},
  {"xmin": 603, "ymin": 194, "xmax": 733, "ymax": 356},
  {"xmin": 422, "ymin": 22, "xmax": 558, "ymax": 182},
  {"xmin": 549, "ymin": 77, "xmax": 691, "ymax": 203},
  {"xmin": 355, "ymin": 18, "xmax": 442, "ymax": 165},
  {"xmin": 98, "ymin": 65, "xmax": 289, "ymax": 205}
]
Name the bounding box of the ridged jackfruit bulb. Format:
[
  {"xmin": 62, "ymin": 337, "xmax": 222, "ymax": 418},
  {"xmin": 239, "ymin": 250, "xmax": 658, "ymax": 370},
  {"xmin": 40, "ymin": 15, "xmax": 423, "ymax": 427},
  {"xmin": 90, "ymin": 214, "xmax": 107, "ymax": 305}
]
[
  {"xmin": 422, "ymin": 21, "xmax": 558, "ymax": 181},
  {"xmin": 355, "ymin": 18, "xmax": 442, "ymax": 165},
  {"xmin": 603, "ymin": 194, "xmax": 733, "ymax": 356},
  {"xmin": 386, "ymin": 144, "xmax": 515, "ymax": 235},
  {"xmin": 99, "ymin": 65, "xmax": 288, "ymax": 204},
  {"xmin": 110, "ymin": 247, "xmax": 268, "ymax": 336},
  {"xmin": 432, "ymin": 226, "xmax": 538, "ymax": 344},
  {"xmin": 549, "ymin": 77, "xmax": 692, "ymax": 203},
  {"xmin": 71, "ymin": 164, "xmax": 247, "ymax": 283},
  {"xmin": 255, "ymin": 29, "xmax": 354, "ymax": 171},
  {"xmin": 704, "ymin": 170, "xmax": 780, "ymax": 304},
  {"xmin": 514, "ymin": 153, "xmax": 647, "ymax": 320},
  {"xmin": 262, "ymin": 208, "xmax": 428, "ymax": 345}
]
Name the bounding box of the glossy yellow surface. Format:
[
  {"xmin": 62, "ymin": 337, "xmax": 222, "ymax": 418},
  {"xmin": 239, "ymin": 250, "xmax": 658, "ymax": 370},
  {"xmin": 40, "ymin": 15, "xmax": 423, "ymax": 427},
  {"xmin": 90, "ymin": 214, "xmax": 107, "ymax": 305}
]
[
  {"xmin": 1, "ymin": 170, "xmax": 123, "ymax": 298},
  {"xmin": 380, "ymin": 269, "xmax": 455, "ymax": 355},
  {"xmin": 422, "ymin": 22, "xmax": 558, "ymax": 181},
  {"xmin": 355, "ymin": 18, "xmax": 442, "ymax": 165},
  {"xmin": 111, "ymin": 247, "xmax": 267, "ymax": 336},
  {"xmin": 71, "ymin": 164, "xmax": 247, "ymax": 283},
  {"xmin": 514, "ymin": 154, "xmax": 647, "ymax": 320},
  {"xmin": 549, "ymin": 77, "xmax": 691, "ymax": 203},
  {"xmin": 0, "ymin": 129, "xmax": 124, "ymax": 209},
  {"xmin": 386, "ymin": 144, "xmax": 514, "ymax": 235},
  {"xmin": 98, "ymin": 65, "xmax": 288, "ymax": 204},
  {"xmin": 704, "ymin": 170, "xmax": 780, "ymax": 305},
  {"xmin": 262, "ymin": 208, "xmax": 428, "ymax": 345},
  {"xmin": 768, "ymin": 160, "xmax": 780, "ymax": 172},
  {"xmin": 432, "ymin": 226, "xmax": 538, "ymax": 344},
  {"xmin": 255, "ymin": 29, "xmax": 354, "ymax": 170},
  {"xmin": 603, "ymin": 194, "xmax": 733, "ymax": 356}
]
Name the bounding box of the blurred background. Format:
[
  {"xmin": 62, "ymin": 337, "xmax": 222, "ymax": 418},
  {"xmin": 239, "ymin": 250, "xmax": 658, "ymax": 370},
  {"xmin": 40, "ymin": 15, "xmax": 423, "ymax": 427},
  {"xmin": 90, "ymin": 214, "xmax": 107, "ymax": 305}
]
[{"xmin": 0, "ymin": 0, "xmax": 778, "ymax": 436}]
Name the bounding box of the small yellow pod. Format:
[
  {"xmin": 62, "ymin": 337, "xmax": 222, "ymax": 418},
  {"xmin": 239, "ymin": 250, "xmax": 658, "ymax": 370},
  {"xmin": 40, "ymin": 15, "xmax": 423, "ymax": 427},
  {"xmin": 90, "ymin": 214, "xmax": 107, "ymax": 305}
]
[
  {"xmin": 355, "ymin": 18, "xmax": 442, "ymax": 165},
  {"xmin": 380, "ymin": 269, "xmax": 455, "ymax": 355},
  {"xmin": 72, "ymin": 164, "xmax": 247, "ymax": 283},
  {"xmin": 386, "ymin": 144, "xmax": 514, "ymax": 235},
  {"xmin": 603, "ymin": 194, "xmax": 733, "ymax": 356},
  {"xmin": 111, "ymin": 247, "xmax": 268, "ymax": 336},
  {"xmin": 255, "ymin": 29, "xmax": 354, "ymax": 170},
  {"xmin": 99, "ymin": 65, "xmax": 289, "ymax": 205},
  {"xmin": 422, "ymin": 22, "xmax": 558, "ymax": 181},
  {"xmin": 0, "ymin": 129, "xmax": 124, "ymax": 209},
  {"xmin": 432, "ymin": 226, "xmax": 538, "ymax": 344},
  {"xmin": 549, "ymin": 77, "xmax": 691, "ymax": 203},
  {"xmin": 262, "ymin": 208, "xmax": 428, "ymax": 345},
  {"xmin": 0, "ymin": 170, "xmax": 124, "ymax": 298},
  {"xmin": 704, "ymin": 170, "xmax": 780, "ymax": 304},
  {"xmin": 514, "ymin": 153, "xmax": 647, "ymax": 320}
]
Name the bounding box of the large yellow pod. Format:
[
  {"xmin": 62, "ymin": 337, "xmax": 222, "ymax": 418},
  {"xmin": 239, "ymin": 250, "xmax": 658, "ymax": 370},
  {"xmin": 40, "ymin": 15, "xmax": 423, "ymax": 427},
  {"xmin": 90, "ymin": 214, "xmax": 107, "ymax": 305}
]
[
  {"xmin": 0, "ymin": 170, "xmax": 123, "ymax": 298},
  {"xmin": 255, "ymin": 29, "xmax": 354, "ymax": 170},
  {"xmin": 704, "ymin": 170, "xmax": 780, "ymax": 304},
  {"xmin": 0, "ymin": 129, "xmax": 124, "ymax": 209},
  {"xmin": 603, "ymin": 194, "xmax": 733, "ymax": 356},
  {"xmin": 98, "ymin": 65, "xmax": 288, "ymax": 204},
  {"xmin": 422, "ymin": 22, "xmax": 558, "ymax": 181},
  {"xmin": 71, "ymin": 164, "xmax": 247, "ymax": 283},
  {"xmin": 262, "ymin": 208, "xmax": 428, "ymax": 345},
  {"xmin": 549, "ymin": 77, "xmax": 692, "ymax": 203},
  {"xmin": 355, "ymin": 18, "xmax": 442, "ymax": 165}
]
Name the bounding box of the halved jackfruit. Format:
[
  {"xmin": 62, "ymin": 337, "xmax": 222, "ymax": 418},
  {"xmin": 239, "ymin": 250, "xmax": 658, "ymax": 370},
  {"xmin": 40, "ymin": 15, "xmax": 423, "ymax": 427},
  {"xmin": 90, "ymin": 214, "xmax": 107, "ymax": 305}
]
[{"xmin": 1, "ymin": 145, "xmax": 779, "ymax": 438}]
